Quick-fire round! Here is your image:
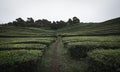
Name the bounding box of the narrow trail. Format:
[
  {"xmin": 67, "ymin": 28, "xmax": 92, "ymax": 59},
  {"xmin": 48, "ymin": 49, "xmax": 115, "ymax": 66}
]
[
  {"xmin": 40, "ymin": 36, "xmax": 62, "ymax": 72},
  {"xmin": 40, "ymin": 36, "xmax": 87, "ymax": 72},
  {"xmin": 51, "ymin": 37, "xmax": 60, "ymax": 72}
]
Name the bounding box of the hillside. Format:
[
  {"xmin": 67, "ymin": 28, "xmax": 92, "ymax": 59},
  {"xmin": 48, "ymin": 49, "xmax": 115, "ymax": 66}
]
[
  {"xmin": 0, "ymin": 26, "xmax": 55, "ymax": 37},
  {"xmin": 0, "ymin": 17, "xmax": 120, "ymax": 37},
  {"xmin": 0, "ymin": 17, "xmax": 120, "ymax": 72},
  {"xmin": 57, "ymin": 17, "xmax": 120, "ymax": 36}
]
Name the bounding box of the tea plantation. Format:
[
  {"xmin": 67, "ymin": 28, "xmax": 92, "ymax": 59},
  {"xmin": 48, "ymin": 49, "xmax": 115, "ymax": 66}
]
[{"xmin": 0, "ymin": 17, "xmax": 120, "ymax": 72}]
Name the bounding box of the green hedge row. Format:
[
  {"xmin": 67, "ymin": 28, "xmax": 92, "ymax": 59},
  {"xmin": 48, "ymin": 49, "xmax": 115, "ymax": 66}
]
[
  {"xmin": 0, "ymin": 44, "xmax": 46, "ymax": 50},
  {"xmin": 67, "ymin": 42, "xmax": 120, "ymax": 59},
  {"xmin": 0, "ymin": 50, "xmax": 43, "ymax": 72},
  {"xmin": 87, "ymin": 49, "xmax": 120, "ymax": 72}
]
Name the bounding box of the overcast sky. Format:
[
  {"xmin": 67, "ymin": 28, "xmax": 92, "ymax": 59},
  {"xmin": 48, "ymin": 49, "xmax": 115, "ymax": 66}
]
[{"xmin": 0, "ymin": 0, "xmax": 120, "ymax": 23}]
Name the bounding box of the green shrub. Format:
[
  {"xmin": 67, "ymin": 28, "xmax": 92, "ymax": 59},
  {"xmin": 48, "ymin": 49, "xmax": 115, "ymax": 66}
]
[
  {"xmin": 63, "ymin": 36, "xmax": 120, "ymax": 43},
  {"xmin": 0, "ymin": 37, "xmax": 55, "ymax": 46},
  {"xmin": 0, "ymin": 50, "xmax": 43, "ymax": 72},
  {"xmin": 0, "ymin": 44, "xmax": 46, "ymax": 50},
  {"xmin": 87, "ymin": 49, "xmax": 120, "ymax": 72},
  {"xmin": 67, "ymin": 42, "xmax": 120, "ymax": 59}
]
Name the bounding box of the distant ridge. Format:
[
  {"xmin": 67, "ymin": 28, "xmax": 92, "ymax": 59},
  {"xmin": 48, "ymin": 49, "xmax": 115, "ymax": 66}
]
[
  {"xmin": 0, "ymin": 17, "xmax": 120, "ymax": 36},
  {"xmin": 57, "ymin": 17, "xmax": 120, "ymax": 36},
  {"xmin": 102, "ymin": 17, "xmax": 120, "ymax": 24}
]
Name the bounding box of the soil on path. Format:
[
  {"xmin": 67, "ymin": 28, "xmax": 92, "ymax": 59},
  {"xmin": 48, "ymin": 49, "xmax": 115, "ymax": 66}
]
[
  {"xmin": 40, "ymin": 36, "xmax": 87, "ymax": 72},
  {"xmin": 51, "ymin": 37, "xmax": 60, "ymax": 72},
  {"xmin": 40, "ymin": 37, "xmax": 62, "ymax": 72}
]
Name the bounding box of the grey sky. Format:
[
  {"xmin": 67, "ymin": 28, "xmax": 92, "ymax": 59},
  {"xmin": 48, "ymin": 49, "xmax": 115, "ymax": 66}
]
[{"xmin": 0, "ymin": 0, "xmax": 120, "ymax": 23}]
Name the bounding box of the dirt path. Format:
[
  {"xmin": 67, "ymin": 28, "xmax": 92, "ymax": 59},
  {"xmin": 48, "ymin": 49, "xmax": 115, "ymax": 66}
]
[
  {"xmin": 51, "ymin": 37, "xmax": 60, "ymax": 72},
  {"xmin": 40, "ymin": 36, "xmax": 87, "ymax": 72},
  {"xmin": 40, "ymin": 36, "xmax": 62, "ymax": 72}
]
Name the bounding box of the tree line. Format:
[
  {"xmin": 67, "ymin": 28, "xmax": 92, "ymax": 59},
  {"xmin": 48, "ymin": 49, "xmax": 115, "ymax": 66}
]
[{"xmin": 4, "ymin": 17, "xmax": 80, "ymax": 29}]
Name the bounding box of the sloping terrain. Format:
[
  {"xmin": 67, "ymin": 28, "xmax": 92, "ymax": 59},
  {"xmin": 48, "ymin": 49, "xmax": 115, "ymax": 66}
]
[
  {"xmin": 0, "ymin": 26, "xmax": 55, "ymax": 37},
  {"xmin": 0, "ymin": 17, "xmax": 120, "ymax": 72},
  {"xmin": 57, "ymin": 17, "xmax": 120, "ymax": 36}
]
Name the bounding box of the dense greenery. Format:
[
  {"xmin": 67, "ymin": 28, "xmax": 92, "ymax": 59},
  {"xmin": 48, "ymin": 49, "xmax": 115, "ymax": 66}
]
[
  {"xmin": 63, "ymin": 36, "xmax": 120, "ymax": 58},
  {"xmin": 3, "ymin": 17, "xmax": 80, "ymax": 30},
  {"xmin": 0, "ymin": 26, "xmax": 55, "ymax": 36},
  {"xmin": 0, "ymin": 37, "xmax": 55, "ymax": 72},
  {"xmin": 0, "ymin": 44, "xmax": 46, "ymax": 50},
  {"xmin": 0, "ymin": 37, "xmax": 55, "ymax": 45},
  {"xmin": 0, "ymin": 17, "xmax": 120, "ymax": 72},
  {"xmin": 63, "ymin": 36, "xmax": 120, "ymax": 43},
  {"xmin": 0, "ymin": 50, "xmax": 42, "ymax": 72},
  {"xmin": 0, "ymin": 50, "xmax": 42, "ymax": 65},
  {"xmin": 87, "ymin": 49, "xmax": 120, "ymax": 72},
  {"xmin": 57, "ymin": 17, "xmax": 120, "ymax": 36},
  {"xmin": 0, "ymin": 37, "xmax": 55, "ymax": 50}
]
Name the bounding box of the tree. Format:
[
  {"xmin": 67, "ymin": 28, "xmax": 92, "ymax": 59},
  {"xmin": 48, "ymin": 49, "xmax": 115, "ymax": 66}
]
[
  {"xmin": 34, "ymin": 19, "xmax": 42, "ymax": 27},
  {"xmin": 50, "ymin": 21, "xmax": 58, "ymax": 30},
  {"xmin": 41, "ymin": 19, "xmax": 51, "ymax": 27},
  {"xmin": 16, "ymin": 18, "xmax": 25, "ymax": 23},
  {"xmin": 15, "ymin": 18, "xmax": 25, "ymax": 26},
  {"xmin": 8, "ymin": 22, "xmax": 13, "ymax": 26},
  {"xmin": 72, "ymin": 17, "xmax": 80, "ymax": 24},
  {"xmin": 26, "ymin": 17, "xmax": 34, "ymax": 27},
  {"xmin": 27, "ymin": 18, "xmax": 34, "ymax": 23},
  {"xmin": 5, "ymin": 17, "xmax": 80, "ymax": 29},
  {"xmin": 57, "ymin": 20, "xmax": 67, "ymax": 28},
  {"xmin": 67, "ymin": 18, "xmax": 73, "ymax": 25}
]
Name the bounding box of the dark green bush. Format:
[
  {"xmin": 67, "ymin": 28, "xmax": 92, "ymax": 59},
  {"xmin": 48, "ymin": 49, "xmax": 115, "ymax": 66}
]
[
  {"xmin": 67, "ymin": 42, "xmax": 120, "ymax": 59},
  {"xmin": 68, "ymin": 45, "xmax": 93, "ymax": 59},
  {"xmin": 87, "ymin": 49, "xmax": 120, "ymax": 72},
  {"xmin": 0, "ymin": 50, "xmax": 42, "ymax": 72}
]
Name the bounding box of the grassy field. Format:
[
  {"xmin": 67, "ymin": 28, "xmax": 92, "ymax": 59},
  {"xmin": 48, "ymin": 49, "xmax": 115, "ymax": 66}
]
[
  {"xmin": 87, "ymin": 49, "xmax": 120, "ymax": 72},
  {"xmin": 58, "ymin": 18, "xmax": 120, "ymax": 72},
  {"xmin": 57, "ymin": 19, "xmax": 120, "ymax": 36},
  {"xmin": 0, "ymin": 50, "xmax": 43, "ymax": 72},
  {"xmin": 0, "ymin": 26, "xmax": 55, "ymax": 37},
  {"xmin": 0, "ymin": 18, "xmax": 120, "ymax": 72},
  {"xmin": 63, "ymin": 36, "xmax": 120, "ymax": 58},
  {"xmin": 0, "ymin": 33, "xmax": 55, "ymax": 72},
  {"xmin": 61, "ymin": 36, "xmax": 120, "ymax": 72}
]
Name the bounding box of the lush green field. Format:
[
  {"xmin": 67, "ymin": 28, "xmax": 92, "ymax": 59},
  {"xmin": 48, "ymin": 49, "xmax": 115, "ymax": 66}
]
[
  {"xmin": 0, "ymin": 50, "xmax": 43, "ymax": 72},
  {"xmin": 87, "ymin": 49, "xmax": 120, "ymax": 72},
  {"xmin": 63, "ymin": 36, "xmax": 120, "ymax": 57},
  {"xmin": 0, "ymin": 37, "xmax": 55, "ymax": 50},
  {"xmin": 63, "ymin": 36, "xmax": 120, "ymax": 49},
  {"xmin": 0, "ymin": 36, "xmax": 55, "ymax": 72},
  {"xmin": 0, "ymin": 44, "xmax": 46, "ymax": 50},
  {"xmin": 62, "ymin": 36, "xmax": 120, "ymax": 72},
  {"xmin": 0, "ymin": 50, "xmax": 43, "ymax": 65},
  {"xmin": 0, "ymin": 37, "xmax": 55, "ymax": 45},
  {"xmin": 0, "ymin": 17, "xmax": 120, "ymax": 72},
  {"xmin": 63, "ymin": 36, "xmax": 120, "ymax": 42},
  {"xmin": 0, "ymin": 26, "xmax": 55, "ymax": 37},
  {"xmin": 57, "ymin": 21, "xmax": 120, "ymax": 36}
]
